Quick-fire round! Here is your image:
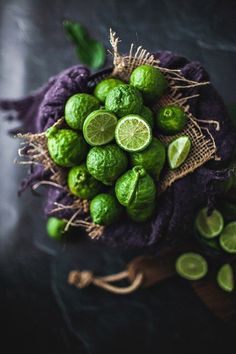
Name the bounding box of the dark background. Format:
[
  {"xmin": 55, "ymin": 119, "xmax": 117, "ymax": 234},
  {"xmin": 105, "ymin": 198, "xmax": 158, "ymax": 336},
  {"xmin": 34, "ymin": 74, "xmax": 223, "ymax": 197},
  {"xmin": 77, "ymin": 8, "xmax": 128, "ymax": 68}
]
[{"xmin": 0, "ymin": 0, "xmax": 236, "ymax": 353}]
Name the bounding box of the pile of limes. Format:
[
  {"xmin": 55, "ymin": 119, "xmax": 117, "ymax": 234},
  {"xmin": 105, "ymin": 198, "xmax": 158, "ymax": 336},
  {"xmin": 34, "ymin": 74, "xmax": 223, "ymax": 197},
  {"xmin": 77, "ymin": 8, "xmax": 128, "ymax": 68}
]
[{"xmin": 46, "ymin": 64, "xmax": 191, "ymax": 227}]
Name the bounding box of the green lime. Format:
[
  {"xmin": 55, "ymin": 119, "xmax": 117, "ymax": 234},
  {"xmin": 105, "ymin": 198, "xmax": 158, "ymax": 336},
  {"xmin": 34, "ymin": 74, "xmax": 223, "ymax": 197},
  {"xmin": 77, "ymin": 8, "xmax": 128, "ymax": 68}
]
[
  {"xmin": 220, "ymin": 222, "xmax": 236, "ymax": 254},
  {"xmin": 94, "ymin": 78, "xmax": 124, "ymax": 103},
  {"xmin": 219, "ymin": 201, "xmax": 236, "ymax": 222},
  {"xmin": 83, "ymin": 109, "xmax": 117, "ymax": 146},
  {"xmin": 195, "ymin": 208, "xmax": 224, "ymax": 239},
  {"xmin": 217, "ymin": 264, "xmax": 234, "ymax": 292},
  {"xmin": 130, "ymin": 64, "xmax": 167, "ymax": 101},
  {"xmin": 127, "ymin": 203, "xmax": 155, "ymax": 223},
  {"xmin": 86, "ymin": 144, "xmax": 128, "ymax": 186},
  {"xmin": 46, "ymin": 127, "xmax": 88, "ymax": 167},
  {"xmin": 115, "ymin": 115, "xmax": 152, "ymax": 152},
  {"xmin": 130, "ymin": 137, "xmax": 166, "ymax": 180},
  {"xmin": 105, "ymin": 84, "xmax": 143, "ymax": 118},
  {"xmin": 46, "ymin": 217, "xmax": 67, "ymax": 240},
  {"xmin": 167, "ymin": 135, "xmax": 191, "ymax": 169},
  {"xmin": 67, "ymin": 164, "xmax": 102, "ymax": 199},
  {"xmin": 139, "ymin": 105, "xmax": 154, "ymax": 128},
  {"xmin": 175, "ymin": 252, "xmax": 208, "ymax": 280},
  {"xmin": 64, "ymin": 93, "xmax": 100, "ymax": 130},
  {"xmin": 90, "ymin": 193, "xmax": 122, "ymax": 225},
  {"xmin": 115, "ymin": 166, "xmax": 156, "ymax": 208},
  {"xmin": 156, "ymin": 105, "xmax": 187, "ymax": 134}
]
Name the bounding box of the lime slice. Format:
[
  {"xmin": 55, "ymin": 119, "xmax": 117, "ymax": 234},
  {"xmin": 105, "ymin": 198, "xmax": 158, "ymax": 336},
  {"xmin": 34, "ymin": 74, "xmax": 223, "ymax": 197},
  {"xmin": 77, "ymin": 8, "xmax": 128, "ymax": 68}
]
[
  {"xmin": 219, "ymin": 222, "xmax": 236, "ymax": 254},
  {"xmin": 195, "ymin": 208, "xmax": 224, "ymax": 239},
  {"xmin": 167, "ymin": 135, "xmax": 191, "ymax": 169},
  {"xmin": 115, "ymin": 115, "xmax": 152, "ymax": 152},
  {"xmin": 217, "ymin": 264, "xmax": 234, "ymax": 292},
  {"xmin": 175, "ymin": 252, "xmax": 208, "ymax": 280},
  {"xmin": 83, "ymin": 110, "xmax": 117, "ymax": 146}
]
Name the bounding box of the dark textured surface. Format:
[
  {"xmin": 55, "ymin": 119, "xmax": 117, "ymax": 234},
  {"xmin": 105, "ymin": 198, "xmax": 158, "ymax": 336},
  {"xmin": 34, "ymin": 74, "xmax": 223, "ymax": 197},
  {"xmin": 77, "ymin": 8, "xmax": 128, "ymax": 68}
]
[{"xmin": 1, "ymin": 0, "xmax": 236, "ymax": 353}]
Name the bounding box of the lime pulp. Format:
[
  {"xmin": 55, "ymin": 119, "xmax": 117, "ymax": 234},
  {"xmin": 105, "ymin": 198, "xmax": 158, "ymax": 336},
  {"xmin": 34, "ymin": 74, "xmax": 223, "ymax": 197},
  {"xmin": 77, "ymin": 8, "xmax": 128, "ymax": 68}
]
[
  {"xmin": 219, "ymin": 222, "xmax": 236, "ymax": 254},
  {"xmin": 217, "ymin": 263, "xmax": 234, "ymax": 292},
  {"xmin": 195, "ymin": 208, "xmax": 224, "ymax": 239},
  {"xmin": 175, "ymin": 252, "xmax": 208, "ymax": 280},
  {"xmin": 168, "ymin": 135, "xmax": 191, "ymax": 169}
]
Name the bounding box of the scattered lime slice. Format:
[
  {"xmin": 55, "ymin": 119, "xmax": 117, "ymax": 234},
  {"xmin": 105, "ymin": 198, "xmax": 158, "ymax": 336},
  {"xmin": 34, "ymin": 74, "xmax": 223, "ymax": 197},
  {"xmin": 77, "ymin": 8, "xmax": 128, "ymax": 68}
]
[
  {"xmin": 217, "ymin": 264, "xmax": 234, "ymax": 292},
  {"xmin": 83, "ymin": 110, "xmax": 117, "ymax": 146},
  {"xmin": 195, "ymin": 208, "xmax": 224, "ymax": 239},
  {"xmin": 115, "ymin": 114, "xmax": 152, "ymax": 152},
  {"xmin": 219, "ymin": 222, "xmax": 236, "ymax": 254},
  {"xmin": 175, "ymin": 252, "xmax": 208, "ymax": 280},
  {"xmin": 167, "ymin": 135, "xmax": 191, "ymax": 169}
]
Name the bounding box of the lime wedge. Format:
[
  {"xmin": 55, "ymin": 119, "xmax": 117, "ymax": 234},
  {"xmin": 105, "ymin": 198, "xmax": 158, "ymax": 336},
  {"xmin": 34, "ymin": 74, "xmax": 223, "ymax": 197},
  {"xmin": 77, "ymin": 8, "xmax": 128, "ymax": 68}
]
[
  {"xmin": 83, "ymin": 110, "xmax": 117, "ymax": 146},
  {"xmin": 219, "ymin": 222, "xmax": 236, "ymax": 254},
  {"xmin": 195, "ymin": 208, "xmax": 224, "ymax": 239},
  {"xmin": 115, "ymin": 114, "xmax": 152, "ymax": 152},
  {"xmin": 167, "ymin": 135, "xmax": 191, "ymax": 169},
  {"xmin": 175, "ymin": 252, "xmax": 208, "ymax": 280},
  {"xmin": 217, "ymin": 264, "xmax": 234, "ymax": 292}
]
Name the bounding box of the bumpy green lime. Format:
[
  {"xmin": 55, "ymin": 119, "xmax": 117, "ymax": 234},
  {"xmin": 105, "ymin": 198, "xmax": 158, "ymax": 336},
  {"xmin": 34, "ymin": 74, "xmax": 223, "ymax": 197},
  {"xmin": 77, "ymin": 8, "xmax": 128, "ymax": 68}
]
[
  {"xmin": 175, "ymin": 252, "xmax": 208, "ymax": 280},
  {"xmin": 130, "ymin": 137, "xmax": 166, "ymax": 180},
  {"xmin": 94, "ymin": 78, "xmax": 124, "ymax": 103},
  {"xmin": 115, "ymin": 166, "xmax": 156, "ymax": 209},
  {"xmin": 156, "ymin": 105, "xmax": 187, "ymax": 134},
  {"xmin": 46, "ymin": 217, "xmax": 67, "ymax": 240},
  {"xmin": 90, "ymin": 193, "xmax": 122, "ymax": 225},
  {"xmin": 130, "ymin": 64, "xmax": 167, "ymax": 101},
  {"xmin": 46, "ymin": 127, "xmax": 88, "ymax": 167},
  {"xmin": 105, "ymin": 84, "xmax": 143, "ymax": 118},
  {"xmin": 86, "ymin": 144, "xmax": 128, "ymax": 186},
  {"xmin": 217, "ymin": 263, "xmax": 234, "ymax": 292},
  {"xmin": 139, "ymin": 105, "xmax": 154, "ymax": 128},
  {"xmin": 219, "ymin": 222, "xmax": 236, "ymax": 254},
  {"xmin": 168, "ymin": 135, "xmax": 191, "ymax": 169},
  {"xmin": 127, "ymin": 203, "xmax": 155, "ymax": 222},
  {"xmin": 64, "ymin": 93, "xmax": 100, "ymax": 130},
  {"xmin": 67, "ymin": 164, "xmax": 102, "ymax": 199},
  {"xmin": 195, "ymin": 208, "xmax": 224, "ymax": 239}
]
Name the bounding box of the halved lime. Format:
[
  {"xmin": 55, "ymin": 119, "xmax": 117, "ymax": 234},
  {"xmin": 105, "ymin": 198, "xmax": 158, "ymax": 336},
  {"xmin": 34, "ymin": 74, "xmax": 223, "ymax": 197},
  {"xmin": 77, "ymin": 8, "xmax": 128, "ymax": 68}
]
[
  {"xmin": 115, "ymin": 115, "xmax": 152, "ymax": 152},
  {"xmin": 83, "ymin": 110, "xmax": 117, "ymax": 146},
  {"xmin": 195, "ymin": 208, "xmax": 224, "ymax": 239},
  {"xmin": 217, "ymin": 263, "xmax": 234, "ymax": 292},
  {"xmin": 219, "ymin": 222, "xmax": 236, "ymax": 254},
  {"xmin": 167, "ymin": 135, "xmax": 191, "ymax": 169},
  {"xmin": 175, "ymin": 252, "xmax": 208, "ymax": 280}
]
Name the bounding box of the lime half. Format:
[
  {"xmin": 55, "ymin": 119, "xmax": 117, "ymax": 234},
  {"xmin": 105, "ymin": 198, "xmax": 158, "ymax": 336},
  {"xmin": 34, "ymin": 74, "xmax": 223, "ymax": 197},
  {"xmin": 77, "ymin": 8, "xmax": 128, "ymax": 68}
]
[
  {"xmin": 217, "ymin": 264, "xmax": 234, "ymax": 292},
  {"xmin": 115, "ymin": 115, "xmax": 152, "ymax": 152},
  {"xmin": 175, "ymin": 252, "xmax": 208, "ymax": 280},
  {"xmin": 168, "ymin": 135, "xmax": 191, "ymax": 169},
  {"xmin": 83, "ymin": 110, "xmax": 117, "ymax": 146},
  {"xmin": 195, "ymin": 208, "xmax": 224, "ymax": 239},
  {"xmin": 219, "ymin": 222, "xmax": 236, "ymax": 254}
]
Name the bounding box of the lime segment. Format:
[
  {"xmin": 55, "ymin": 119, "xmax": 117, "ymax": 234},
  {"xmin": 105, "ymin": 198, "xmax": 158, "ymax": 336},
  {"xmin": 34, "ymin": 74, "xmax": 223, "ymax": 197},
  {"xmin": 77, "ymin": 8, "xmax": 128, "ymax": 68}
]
[
  {"xmin": 175, "ymin": 252, "xmax": 208, "ymax": 280},
  {"xmin": 83, "ymin": 110, "xmax": 117, "ymax": 146},
  {"xmin": 219, "ymin": 222, "xmax": 236, "ymax": 254},
  {"xmin": 115, "ymin": 115, "xmax": 152, "ymax": 152},
  {"xmin": 168, "ymin": 135, "xmax": 191, "ymax": 169},
  {"xmin": 217, "ymin": 264, "xmax": 234, "ymax": 292},
  {"xmin": 195, "ymin": 208, "xmax": 224, "ymax": 239}
]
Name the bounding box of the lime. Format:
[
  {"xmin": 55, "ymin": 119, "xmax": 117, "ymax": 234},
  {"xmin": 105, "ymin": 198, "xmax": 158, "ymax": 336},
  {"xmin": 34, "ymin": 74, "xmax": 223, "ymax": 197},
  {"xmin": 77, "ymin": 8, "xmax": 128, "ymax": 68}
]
[
  {"xmin": 83, "ymin": 110, "xmax": 117, "ymax": 146},
  {"xmin": 94, "ymin": 78, "xmax": 124, "ymax": 103},
  {"xmin": 46, "ymin": 127, "xmax": 88, "ymax": 167},
  {"xmin": 175, "ymin": 252, "xmax": 208, "ymax": 280},
  {"xmin": 217, "ymin": 264, "xmax": 234, "ymax": 292},
  {"xmin": 115, "ymin": 115, "xmax": 152, "ymax": 152},
  {"xmin": 105, "ymin": 84, "xmax": 143, "ymax": 118},
  {"xmin": 115, "ymin": 166, "xmax": 156, "ymax": 208},
  {"xmin": 90, "ymin": 193, "xmax": 122, "ymax": 225},
  {"xmin": 195, "ymin": 208, "xmax": 224, "ymax": 239},
  {"xmin": 64, "ymin": 93, "xmax": 100, "ymax": 130},
  {"xmin": 86, "ymin": 144, "xmax": 128, "ymax": 186},
  {"xmin": 130, "ymin": 64, "xmax": 167, "ymax": 101},
  {"xmin": 139, "ymin": 105, "xmax": 154, "ymax": 128},
  {"xmin": 67, "ymin": 164, "xmax": 102, "ymax": 199},
  {"xmin": 156, "ymin": 105, "xmax": 187, "ymax": 134},
  {"xmin": 127, "ymin": 203, "xmax": 155, "ymax": 222},
  {"xmin": 46, "ymin": 217, "xmax": 67, "ymax": 240},
  {"xmin": 130, "ymin": 137, "xmax": 166, "ymax": 180},
  {"xmin": 167, "ymin": 135, "xmax": 191, "ymax": 169},
  {"xmin": 219, "ymin": 222, "xmax": 236, "ymax": 254},
  {"xmin": 220, "ymin": 201, "xmax": 236, "ymax": 222}
]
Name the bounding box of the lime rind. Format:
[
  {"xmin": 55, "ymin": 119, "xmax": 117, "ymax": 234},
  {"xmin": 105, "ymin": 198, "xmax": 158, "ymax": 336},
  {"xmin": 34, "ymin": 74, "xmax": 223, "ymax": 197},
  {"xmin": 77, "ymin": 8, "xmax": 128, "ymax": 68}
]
[
  {"xmin": 168, "ymin": 135, "xmax": 191, "ymax": 169},
  {"xmin": 175, "ymin": 252, "xmax": 208, "ymax": 280},
  {"xmin": 219, "ymin": 221, "xmax": 236, "ymax": 254},
  {"xmin": 195, "ymin": 208, "xmax": 224, "ymax": 239},
  {"xmin": 217, "ymin": 263, "xmax": 234, "ymax": 292}
]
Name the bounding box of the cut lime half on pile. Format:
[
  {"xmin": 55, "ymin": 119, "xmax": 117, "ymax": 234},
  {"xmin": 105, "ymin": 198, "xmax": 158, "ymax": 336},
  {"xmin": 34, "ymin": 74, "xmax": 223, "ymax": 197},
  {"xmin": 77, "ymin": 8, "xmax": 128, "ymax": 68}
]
[
  {"xmin": 195, "ymin": 208, "xmax": 224, "ymax": 239},
  {"xmin": 217, "ymin": 264, "xmax": 234, "ymax": 292},
  {"xmin": 115, "ymin": 114, "xmax": 152, "ymax": 152},
  {"xmin": 175, "ymin": 252, "xmax": 208, "ymax": 280},
  {"xmin": 83, "ymin": 110, "xmax": 117, "ymax": 146},
  {"xmin": 219, "ymin": 222, "xmax": 236, "ymax": 254},
  {"xmin": 168, "ymin": 135, "xmax": 191, "ymax": 169}
]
